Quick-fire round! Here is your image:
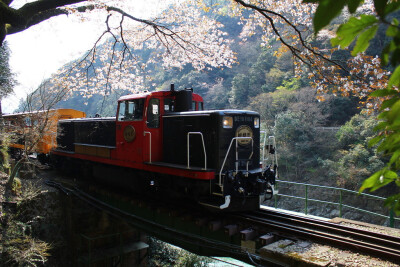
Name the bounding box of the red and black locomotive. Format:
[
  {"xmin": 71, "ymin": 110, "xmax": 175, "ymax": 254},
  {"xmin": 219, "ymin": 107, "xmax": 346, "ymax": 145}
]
[{"xmin": 52, "ymin": 85, "xmax": 276, "ymax": 211}]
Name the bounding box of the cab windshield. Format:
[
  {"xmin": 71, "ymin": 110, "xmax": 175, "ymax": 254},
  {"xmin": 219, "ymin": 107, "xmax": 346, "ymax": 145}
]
[{"xmin": 118, "ymin": 99, "xmax": 144, "ymax": 121}]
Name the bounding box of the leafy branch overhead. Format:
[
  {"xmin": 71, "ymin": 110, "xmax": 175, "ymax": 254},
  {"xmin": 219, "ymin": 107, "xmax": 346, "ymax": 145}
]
[
  {"xmin": 0, "ymin": 0, "xmax": 163, "ymax": 44},
  {"xmin": 1, "ymin": 0, "xmax": 236, "ymax": 105},
  {"xmin": 233, "ymin": 0, "xmax": 348, "ymax": 73},
  {"xmin": 308, "ymin": 0, "xmax": 400, "ymax": 212},
  {"xmin": 308, "ymin": 0, "xmax": 400, "ymax": 83},
  {"xmin": 228, "ymin": 0, "xmax": 393, "ymax": 111}
]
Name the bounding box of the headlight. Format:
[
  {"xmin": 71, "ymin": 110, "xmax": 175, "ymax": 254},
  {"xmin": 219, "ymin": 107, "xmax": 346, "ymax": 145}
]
[
  {"xmin": 254, "ymin": 117, "xmax": 260, "ymax": 128},
  {"xmin": 222, "ymin": 116, "xmax": 233, "ymax": 128}
]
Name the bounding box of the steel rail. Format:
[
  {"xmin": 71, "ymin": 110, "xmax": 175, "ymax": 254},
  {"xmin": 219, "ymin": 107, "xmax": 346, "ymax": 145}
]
[
  {"xmin": 234, "ymin": 210, "xmax": 400, "ymax": 264},
  {"xmin": 255, "ymin": 209, "xmax": 400, "ymax": 246}
]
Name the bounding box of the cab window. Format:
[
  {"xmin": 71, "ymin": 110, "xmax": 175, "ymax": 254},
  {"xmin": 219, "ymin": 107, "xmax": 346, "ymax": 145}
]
[
  {"xmin": 147, "ymin": 98, "xmax": 160, "ymax": 128},
  {"xmin": 164, "ymin": 98, "xmax": 174, "ymax": 112},
  {"xmin": 118, "ymin": 99, "xmax": 144, "ymax": 121},
  {"xmin": 195, "ymin": 101, "xmax": 204, "ymax": 111}
]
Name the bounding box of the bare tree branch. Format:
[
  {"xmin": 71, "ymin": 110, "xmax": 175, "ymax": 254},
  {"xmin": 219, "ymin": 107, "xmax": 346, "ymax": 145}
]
[
  {"xmin": 1, "ymin": 0, "xmax": 87, "ymax": 40},
  {"xmin": 233, "ymin": 0, "xmax": 347, "ymax": 71}
]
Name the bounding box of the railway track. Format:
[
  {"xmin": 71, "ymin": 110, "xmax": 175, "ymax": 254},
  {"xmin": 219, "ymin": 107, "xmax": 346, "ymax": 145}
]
[{"xmin": 235, "ymin": 209, "xmax": 400, "ymax": 264}]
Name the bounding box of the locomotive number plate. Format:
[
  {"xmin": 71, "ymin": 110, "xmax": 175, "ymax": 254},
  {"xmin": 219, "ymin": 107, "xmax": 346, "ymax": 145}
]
[
  {"xmin": 123, "ymin": 125, "xmax": 136, "ymax": 142},
  {"xmin": 236, "ymin": 125, "xmax": 253, "ymax": 145}
]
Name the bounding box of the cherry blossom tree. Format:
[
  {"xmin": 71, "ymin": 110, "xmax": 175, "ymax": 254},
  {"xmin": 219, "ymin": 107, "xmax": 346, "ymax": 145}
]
[
  {"xmin": 226, "ymin": 0, "xmax": 390, "ymax": 108},
  {"xmin": 0, "ymin": 42, "xmax": 15, "ymax": 117},
  {"xmin": 2, "ymin": 1, "xmax": 236, "ymax": 104},
  {"xmin": 50, "ymin": 1, "xmax": 235, "ymax": 101},
  {"xmin": 0, "ymin": 0, "xmax": 164, "ymax": 46}
]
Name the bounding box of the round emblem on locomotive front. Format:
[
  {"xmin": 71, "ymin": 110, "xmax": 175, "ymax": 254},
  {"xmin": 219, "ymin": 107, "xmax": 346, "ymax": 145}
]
[
  {"xmin": 123, "ymin": 125, "xmax": 136, "ymax": 142},
  {"xmin": 236, "ymin": 125, "xmax": 253, "ymax": 146}
]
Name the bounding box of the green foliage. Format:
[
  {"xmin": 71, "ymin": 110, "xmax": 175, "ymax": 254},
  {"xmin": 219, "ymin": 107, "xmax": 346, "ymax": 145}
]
[
  {"xmin": 148, "ymin": 237, "xmax": 211, "ymax": 267},
  {"xmin": 320, "ymin": 96, "xmax": 359, "ymax": 125},
  {"xmin": 276, "ymin": 78, "xmax": 301, "ymax": 91},
  {"xmin": 336, "ymin": 114, "xmax": 376, "ymax": 148},
  {"xmin": 3, "ymin": 236, "xmax": 51, "ymax": 267},
  {"xmin": 2, "ymin": 179, "xmax": 51, "ymax": 266},
  {"xmin": 264, "ymin": 68, "xmax": 286, "ymax": 92},
  {"xmin": 331, "ymin": 15, "xmax": 378, "ymax": 56},
  {"xmin": 320, "ymin": 114, "xmax": 384, "ymax": 189},
  {"xmin": 231, "ymin": 73, "xmax": 250, "ymax": 107},
  {"xmin": 247, "ymin": 86, "xmax": 296, "ymax": 124},
  {"xmin": 304, "ymin": 0, "xmax": 348, "ymax": 33},
  {"xmin": 11, "ymin": 177, "xmax": 22, "ymax": 196},
  {"xmin": 203, "ymin": 78, "xmax": 230, "ymax": 109},
  {"xmin": 274, "ymin": 104, "xmax": 329, "ymax": 179},
  {"xmin": 310, "ymin": 0, "xmax": 400, "ymax": 213},
  {"xmin": 0, "ymin": 133, "xmax": 11, "ymax": 173},
  {"xmin": 0, "ymin": 42, "xmax": 15, "ymax": 99},
  {"xmin": 175, "ymin": 252, "xmax": 212, "ymax": 267},
  {"xmin": 362, "ymin": 98, "xmax": 400, "ymax": 196},
  {"xmin": 148, "ymin": 237, "xmax": 179, "ymax": 266},
  {"xmin": 7, "ymin": 158, "xmax": 24, "ymax": 190}
]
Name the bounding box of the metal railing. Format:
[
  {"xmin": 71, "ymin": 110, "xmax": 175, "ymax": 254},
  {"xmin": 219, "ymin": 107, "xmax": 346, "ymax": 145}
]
[
  {"xmin": 260, "ymin": 130, "xmax": 278, "ymax": 170},
  {"xmin": 187, "ymin": 132, "xmax": 207, "ymax": 170},
  {"xmin": 272, "ymin": 179, "xmax": 399, "ymax": 228}
]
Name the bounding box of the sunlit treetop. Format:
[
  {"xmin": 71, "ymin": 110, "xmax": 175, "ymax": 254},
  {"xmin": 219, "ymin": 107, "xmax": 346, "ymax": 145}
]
[
  {"xmin": 221, "ymin": 0, "xmax": 392, "ymax": 111},
  {"xmin": 19, "ymin": 0, "xmax": 237, "ymax": 102}
]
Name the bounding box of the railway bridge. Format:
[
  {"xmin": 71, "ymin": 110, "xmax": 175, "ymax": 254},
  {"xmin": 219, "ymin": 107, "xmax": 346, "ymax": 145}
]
[{"xmin": 45, "ymin": 177, "xmax": 400, "ymax": 266}]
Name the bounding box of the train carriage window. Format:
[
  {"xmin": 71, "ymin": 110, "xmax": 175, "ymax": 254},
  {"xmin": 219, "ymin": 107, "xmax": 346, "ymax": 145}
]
[
  {"xmin": 147, "ymin": 98, "xmax": 160, "ymax": 128},
  {"xmin": 118, "ymin": 99, "xmax": 144, "ymax": 121}
]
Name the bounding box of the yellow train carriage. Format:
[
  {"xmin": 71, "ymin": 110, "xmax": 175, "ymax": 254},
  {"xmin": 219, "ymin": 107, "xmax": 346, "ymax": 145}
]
[{"xmin": 3, "ymin": 109, "xmax": 86, "ymax": 158}]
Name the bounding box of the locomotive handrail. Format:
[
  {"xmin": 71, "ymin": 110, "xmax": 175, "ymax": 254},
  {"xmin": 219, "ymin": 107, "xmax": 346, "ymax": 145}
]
[
  {"xmin": 261, "ymin": 130, "xmax": 266, "ymax": 167},
  {"xmin": 260, "ymin": 130, "xmax": 278, "ymax": 171},
  {"xmin": 187, "ymin": 132, "xmax": 207, "ymax": 170},
  {"xmin": 143, "ymin": 131, "xmax": 152, "ymax": 163},
  {"xmin": 218, "ymin": 137, "xmax": 253, "ymax": 191}
]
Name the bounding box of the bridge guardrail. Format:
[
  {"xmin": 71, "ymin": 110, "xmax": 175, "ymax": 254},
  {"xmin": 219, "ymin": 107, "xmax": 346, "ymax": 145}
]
[{"xmin": 272, "ymin": 179, "xmax": 399, "ymax": 228}]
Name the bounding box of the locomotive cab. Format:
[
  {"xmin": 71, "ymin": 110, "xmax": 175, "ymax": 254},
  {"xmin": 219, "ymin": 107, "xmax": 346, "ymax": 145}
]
[{"xmin": 114, "ymin": 87, "xmax": 203, "ymax": 164}]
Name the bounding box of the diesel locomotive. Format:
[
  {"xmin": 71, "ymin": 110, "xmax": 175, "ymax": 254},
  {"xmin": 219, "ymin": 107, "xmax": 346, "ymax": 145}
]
[{"xmin": 51, "ymin": 85, "xmax": 277, "ymax": 211}]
